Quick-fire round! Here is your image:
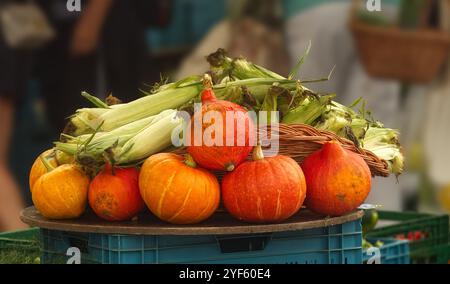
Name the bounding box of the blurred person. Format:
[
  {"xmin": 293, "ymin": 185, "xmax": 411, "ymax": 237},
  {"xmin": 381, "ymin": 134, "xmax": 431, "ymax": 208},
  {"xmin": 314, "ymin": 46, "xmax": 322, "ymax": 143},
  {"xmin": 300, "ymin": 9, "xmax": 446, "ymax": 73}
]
[
  {"xmin": 284, "ymin": 2, "xmax": 403, "ymax": 210},
  {"xmin": 0, "ymin": 0, "xmax": 171, "ymax": 231},
  {"xmin": 35, "ymin": 0, "xmax": 171, "ymax": 132},
  {"xmin": 0, "ymin": 98, "xmax": 27, "ymax": 232},
  {"xmin": 283, "ymin": 1, "xmax": 441, "ymax": 211},
  {"xmin": 176, "ymin": 0, "xmax": 290, "ymax": 79},
  {"xmin": 424, "ymin": 3, "xmax": 450, "ymax": 213},
  {"xmin": 0, "ymin": 5, "xmax": 30, "ymax": 231}
]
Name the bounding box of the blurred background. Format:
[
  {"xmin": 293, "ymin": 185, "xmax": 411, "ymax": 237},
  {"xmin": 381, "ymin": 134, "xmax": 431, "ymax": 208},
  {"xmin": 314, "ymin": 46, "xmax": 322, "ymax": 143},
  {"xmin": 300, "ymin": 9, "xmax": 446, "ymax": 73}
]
[{"xmin": 1, "ymin": 0, "xmax": 450, "ymax": 232}]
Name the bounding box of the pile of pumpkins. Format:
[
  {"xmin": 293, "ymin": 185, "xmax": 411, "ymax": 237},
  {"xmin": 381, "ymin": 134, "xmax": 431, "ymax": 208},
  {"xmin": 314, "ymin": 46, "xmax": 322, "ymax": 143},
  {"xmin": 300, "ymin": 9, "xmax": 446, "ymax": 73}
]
[{"xmin": 29, "ymin": 80, "xmax": 372, "ymax": 224}]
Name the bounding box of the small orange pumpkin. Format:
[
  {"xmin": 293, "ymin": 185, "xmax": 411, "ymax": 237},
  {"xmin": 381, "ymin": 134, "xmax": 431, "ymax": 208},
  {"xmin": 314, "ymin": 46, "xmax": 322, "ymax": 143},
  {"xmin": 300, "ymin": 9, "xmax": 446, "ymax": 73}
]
[
  {"xmin": 29, "ymin": 149, "xmax": 59, "ymax": 192},
  {"xmin": 29, "ymin": 149, "xmax": 74, "ymax": 193},
  {"xmin": 89, "ymin": 165, "xmax": 144, "ymax": 221},
  {"xmin": 301, "ymin": 141, "xmax": 372, "ymax": 216},
  {"xmin": 32, "ymin": 164, "xmax": 90, "ymax": 219},
  {"xmin": 222, "ymin": 144, "xmax": 307, "ymax": 223},
  {"xmin": 139, "ymin": 153, "xmax": 220, "ymax": 224}
]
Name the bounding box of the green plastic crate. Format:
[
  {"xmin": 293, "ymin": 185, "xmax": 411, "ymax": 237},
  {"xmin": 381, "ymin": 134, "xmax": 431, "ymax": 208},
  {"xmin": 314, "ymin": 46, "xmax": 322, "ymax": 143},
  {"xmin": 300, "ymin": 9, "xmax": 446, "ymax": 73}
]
[
  {"xmin": 0, "ymin": 228, "xmax": 40, "ymax": 264},
  {"xmin": 0, "ymin": 228, "xmax": 39, "ymax": 250},
  {"xmin": 436, "ymin": 244, "xmax": 450, "ymax": 264},
  {"xmin": 366, "ymin": 211, "xmax": 449, "ymax": 263}
]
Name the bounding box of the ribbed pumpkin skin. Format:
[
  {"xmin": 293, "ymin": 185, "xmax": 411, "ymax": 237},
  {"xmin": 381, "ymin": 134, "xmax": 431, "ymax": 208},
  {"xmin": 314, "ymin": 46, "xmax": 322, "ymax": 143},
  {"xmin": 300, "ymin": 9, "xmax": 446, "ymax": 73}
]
[
  {"xmin": 187, "ymin": 97, "xmax": 254, "ymax": 172},
  {"xmin": 88, "ymin": 167, "xmax": 144, "ymax": 221},
  {"xmin": 139, "ymin": 153, "xmax": 220, "ymax": 224},
  {"xmin": 32, "ymin": 164, "xmax": 90, "ymax": 219},
  {"xmin": 222, "ymin": 155, "xmax": 307, "ymax": 223},
  {"xmin": 29, "ymin": 149, "xmax": 59, "ymax": 193},
  {"xmin": 301, "ymin": 142, "xmax": 372, "ymax": 216}
]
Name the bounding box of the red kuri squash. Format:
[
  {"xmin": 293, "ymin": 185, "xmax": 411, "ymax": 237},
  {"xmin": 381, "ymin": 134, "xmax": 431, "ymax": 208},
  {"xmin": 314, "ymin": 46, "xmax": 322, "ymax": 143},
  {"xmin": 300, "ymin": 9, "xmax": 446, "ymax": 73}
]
[
  {"xmin": 186, "ymin": 74, "xmax": 255, "ymax": 171},
  {"xmin": 88, "ymin": 165, "xmax": 144, "ymax": 221},
  {"xmin": 221, "ymin": 144, "xmax": 307, "ymax": 223},
  {"xmin": 301, "ymin": 141, "xmax": 372, "ymax": 216}
]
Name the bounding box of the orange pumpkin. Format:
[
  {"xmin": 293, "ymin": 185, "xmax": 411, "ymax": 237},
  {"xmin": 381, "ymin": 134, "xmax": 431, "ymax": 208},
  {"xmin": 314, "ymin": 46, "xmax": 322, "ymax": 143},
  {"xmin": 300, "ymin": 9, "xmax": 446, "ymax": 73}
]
[
  {"xmin": 29, "ymin": 149, "xmax": 59, "ymax": 192},
  {"xmin": 186, "ymin": 74, "xmax": 255, "ymax": 172},
  {"xmin": 301, "ymin": 141, "xmax": 372, "ymax": 216},
  {"xmin": 222, "ymin": 145, "xmax": 307, "ymax": 223},
  {"xmin": 32, "ymin": 164, "xmax": 90, "ymax": 219},
  {"xmin": 139, "ymin": 153, "xmax": 220, "ymax": 224},
  {"xmin": 29, "ymin": 149, "xmax": 74, "ymax": 192},
  {"xmin": 89, "ymin": 165, "xmax": 144, "ymax": 221}
]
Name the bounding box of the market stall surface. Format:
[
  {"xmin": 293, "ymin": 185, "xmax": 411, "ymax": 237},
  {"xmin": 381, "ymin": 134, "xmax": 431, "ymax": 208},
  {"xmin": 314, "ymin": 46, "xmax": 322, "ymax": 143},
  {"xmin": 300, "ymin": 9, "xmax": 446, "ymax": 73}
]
[
  {"xmin": 15, "ymin": 207, "xmax": 365, "ymax": 264},
  {"xmin": 21, "ymin": 207, "xmax": 363, "ymax": 235}
]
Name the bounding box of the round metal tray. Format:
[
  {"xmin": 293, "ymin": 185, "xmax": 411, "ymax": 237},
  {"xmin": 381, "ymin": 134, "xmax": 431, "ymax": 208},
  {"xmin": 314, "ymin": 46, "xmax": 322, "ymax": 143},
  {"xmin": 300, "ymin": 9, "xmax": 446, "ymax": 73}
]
[{"xmin": 21, "ymin": 207, "xmax": 363, "ymax": 236}]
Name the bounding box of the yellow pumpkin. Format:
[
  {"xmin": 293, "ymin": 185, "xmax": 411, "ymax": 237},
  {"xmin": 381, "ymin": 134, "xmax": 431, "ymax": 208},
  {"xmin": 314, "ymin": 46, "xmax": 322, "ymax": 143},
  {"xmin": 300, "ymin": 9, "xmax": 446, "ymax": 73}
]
[
  {"xmin": 139, "ymin": 153, "xmax": 220, "ymax": 224},
  {"xmin": 32, "ymin": 164, "xmax": 90, "ymax": 219},
  {"xmin": 29, "ymin": 149, "xmax": 74, "ymax": 193},
  {"xmin": 29, "ymin": 149, "xmax": 59, "ymax": 192}
]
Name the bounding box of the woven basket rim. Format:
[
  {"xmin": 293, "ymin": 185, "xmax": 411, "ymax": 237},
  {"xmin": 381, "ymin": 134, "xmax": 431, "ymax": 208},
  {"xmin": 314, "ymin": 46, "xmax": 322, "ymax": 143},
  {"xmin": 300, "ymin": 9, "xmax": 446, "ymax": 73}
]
[
  {"xmin": 261, "ymin": 123, "xmax": 391, "ymax": 177},
  {"xmin": 174, "ymin": 123, "xmax": 393, "ymax": 178},
  {"xmin": 349, "ymin": 20, "xmax": 450, "ymax": 43}
]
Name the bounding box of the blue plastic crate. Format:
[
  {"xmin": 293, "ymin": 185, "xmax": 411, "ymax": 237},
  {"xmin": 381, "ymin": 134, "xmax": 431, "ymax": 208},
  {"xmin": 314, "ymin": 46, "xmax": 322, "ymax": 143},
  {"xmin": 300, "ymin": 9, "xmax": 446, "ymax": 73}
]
[
  {"xmin": 363, "ymin": 238, "xmax": 410, "ymax": 264},
  {"xmin": 40, "ymin": 229, "xmax": 97, "ymax": 264},
  {"xmin": 40, "ymin": 219, "xmax": 362, "ymax": 264}
]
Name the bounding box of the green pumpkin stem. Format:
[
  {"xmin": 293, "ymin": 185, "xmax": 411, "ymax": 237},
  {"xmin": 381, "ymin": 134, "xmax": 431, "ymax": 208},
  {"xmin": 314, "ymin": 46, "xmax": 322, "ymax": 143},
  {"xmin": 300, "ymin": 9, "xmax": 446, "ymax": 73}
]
[
  {"xmin": 55, "ymin": 151, "xmax": 72, "ymax": 165},
  {"xmin": 252, "ymin": 144, "xmax": 265, "ymax": 161},
  {"xmin": 184, "ymin": 154, "xmax": 197, "ymax": 168},
  {"xmin": 52, "ymin": 150, "xmax": 61, "ymax": 167},
  {"xmin": 40, "ymin": 155, "xmax": 55, "ymax": 173}
]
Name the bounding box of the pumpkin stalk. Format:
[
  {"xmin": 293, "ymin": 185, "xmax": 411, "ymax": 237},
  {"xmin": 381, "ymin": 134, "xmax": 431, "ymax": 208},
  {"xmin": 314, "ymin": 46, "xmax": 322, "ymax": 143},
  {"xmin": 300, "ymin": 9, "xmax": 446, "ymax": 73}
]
[
  {"xmin": 225, "ymin": 163, "xmax": 235, "ymax": 172},
  {"xmin": 47, "ymin": 149, "xmax": 61, "ymax": 167},
  {"xmin": 104, "ymin": 162, "xmax": 115, "ymax": 176},
  {"xmin": 54, "ymin": 150, "xmax": 70, "ymax": 166},
  {"xmin": 40, "ymin": 155, "xmax": 56, "ymax": 173},
  {"xmin": 252, "ymin": 144, "xmax": 265, "ymax": 161},
  {"xmin": 321, "ymin": 141, "xmax": 346, "ymax": 159},
  {"xmin": 184, "ymin": 154, "xmax": 197, "ymax": 168},
  {"xmin": 201, "ymin": 74, "xmax": 217, "ymax": 103}
]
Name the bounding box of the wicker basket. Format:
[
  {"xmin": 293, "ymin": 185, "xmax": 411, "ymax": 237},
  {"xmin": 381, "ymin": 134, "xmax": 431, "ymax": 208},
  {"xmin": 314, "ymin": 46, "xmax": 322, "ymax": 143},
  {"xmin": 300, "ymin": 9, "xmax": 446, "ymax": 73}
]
[
  {"xmin": 349, "ymin": 0, "xmax": 450, "ymax": 83},
  {"xmin": 350, "ymin": 21, "xmax": 450, "ymax": 83},
  {"xmin": 174, "ymin": 123, "xmax": 391, "ymax": 179},
  {"xmin": 262, "ymin": 124, "xmax": 390, "ymax": 177}
]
